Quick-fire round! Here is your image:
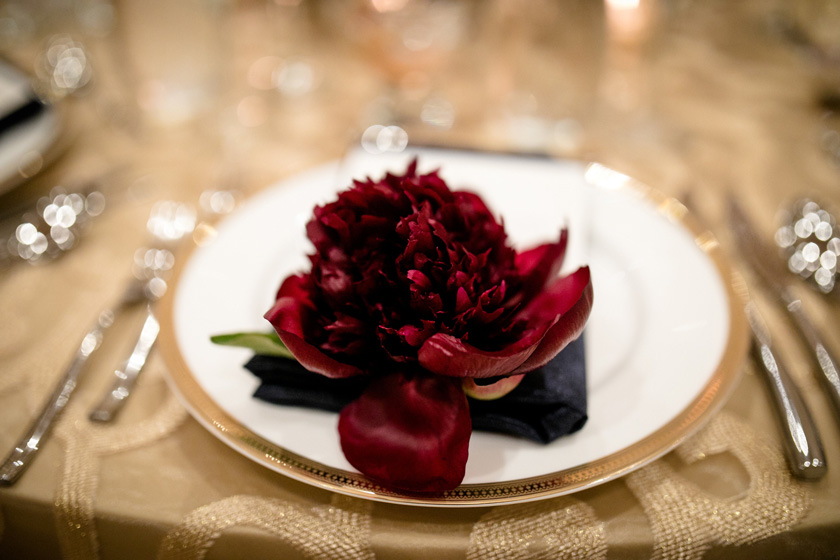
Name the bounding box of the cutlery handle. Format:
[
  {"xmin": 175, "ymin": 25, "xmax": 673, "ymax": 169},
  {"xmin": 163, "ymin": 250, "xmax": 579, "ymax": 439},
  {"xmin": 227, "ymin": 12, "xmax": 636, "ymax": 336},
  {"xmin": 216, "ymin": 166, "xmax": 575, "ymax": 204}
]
[
  {"xmin": 752, "ymin": 336, "xmax": 827, "ymax": 480},
  {"xmin": 89, "ymin": 310, "xmax": 159, "ymax": 423},
  {"xmin": 784, "ymin": 295, "xmax": 840, "ymax": 422},
  {"xmin": 0, "ymin": 309, "xmax": 116, "ymax": 486}
]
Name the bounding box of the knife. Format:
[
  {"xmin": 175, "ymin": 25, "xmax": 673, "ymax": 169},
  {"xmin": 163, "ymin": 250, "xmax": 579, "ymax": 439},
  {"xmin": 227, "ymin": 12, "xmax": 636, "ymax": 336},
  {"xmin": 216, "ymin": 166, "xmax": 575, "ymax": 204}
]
[
  {"xmin": 0, "ymin": 273, "xmax": 152, "ymax": 486},
  {"xmin": 682, "ymin": 192, "xmax": 826, "ymax": 480},
  {"xmin": 728, "ymin": 195, "xmax": 840, "ymax": 423},
  {"xmin": 88, "ymin": 308, "xmax": 160, "ymax": 423},
  {"xmin": 739, "ymin": 281, "xmax": 827, "ymax": 479}
]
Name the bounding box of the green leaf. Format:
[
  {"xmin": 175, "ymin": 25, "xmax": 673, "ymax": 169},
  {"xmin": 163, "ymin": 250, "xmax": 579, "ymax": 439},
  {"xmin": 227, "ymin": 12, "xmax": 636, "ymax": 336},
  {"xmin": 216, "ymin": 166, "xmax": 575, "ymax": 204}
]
[{"xmin": 210, "ymin": 331, "xmax": 295, "ymax": 359}]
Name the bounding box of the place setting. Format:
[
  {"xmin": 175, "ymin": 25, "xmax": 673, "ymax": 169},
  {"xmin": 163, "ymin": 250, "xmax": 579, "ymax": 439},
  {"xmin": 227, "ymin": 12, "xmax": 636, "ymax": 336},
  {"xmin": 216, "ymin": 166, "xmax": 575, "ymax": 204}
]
[
  {"xmin": 153, "ymin": 143, "xmax": 749, "ymax": 506},
  {"xmin": 1, "ymin": 1, "xmax": 839, "ymax": 558}
]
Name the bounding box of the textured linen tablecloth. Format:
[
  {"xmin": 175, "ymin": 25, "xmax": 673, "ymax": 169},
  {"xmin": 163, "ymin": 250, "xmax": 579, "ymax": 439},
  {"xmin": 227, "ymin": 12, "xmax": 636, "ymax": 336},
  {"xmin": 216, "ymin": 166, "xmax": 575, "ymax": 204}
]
[{"xmin": 1, "ymin": 0, "xmax": 839, "ymax": 558}]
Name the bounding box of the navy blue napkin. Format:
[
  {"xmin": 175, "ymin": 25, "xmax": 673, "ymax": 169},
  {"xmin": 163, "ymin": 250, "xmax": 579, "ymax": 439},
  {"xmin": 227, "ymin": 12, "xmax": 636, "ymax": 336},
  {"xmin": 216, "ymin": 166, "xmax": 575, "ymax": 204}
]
[
  {"xmin": 245, "ymin": 335, "xmax": 587, "ymax": 444},
  {"xmin": 0, "ymin": 98, "xmax": 44, "ymax": 139}
]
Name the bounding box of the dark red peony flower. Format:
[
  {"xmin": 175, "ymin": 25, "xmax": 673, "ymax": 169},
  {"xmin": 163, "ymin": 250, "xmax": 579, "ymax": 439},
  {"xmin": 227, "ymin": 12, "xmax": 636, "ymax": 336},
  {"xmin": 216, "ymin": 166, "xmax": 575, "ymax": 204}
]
[{"xmin": 265, "ymin": 160, "xmax": 593, "ymax": 493}]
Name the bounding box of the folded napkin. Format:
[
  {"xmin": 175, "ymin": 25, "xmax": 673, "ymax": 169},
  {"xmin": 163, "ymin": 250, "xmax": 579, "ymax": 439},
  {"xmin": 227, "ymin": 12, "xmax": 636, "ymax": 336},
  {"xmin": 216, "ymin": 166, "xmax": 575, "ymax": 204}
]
[
  {"xmin": 0, "ymin": 98, "xmax": 44, "ymax": 139},
  {"xmin": 0, "ymin": 60, "xmax": 45, "ymax": 139},
  {"xmin": 245, "ymin": 335, "xmax": 587, "ymax": 444}
]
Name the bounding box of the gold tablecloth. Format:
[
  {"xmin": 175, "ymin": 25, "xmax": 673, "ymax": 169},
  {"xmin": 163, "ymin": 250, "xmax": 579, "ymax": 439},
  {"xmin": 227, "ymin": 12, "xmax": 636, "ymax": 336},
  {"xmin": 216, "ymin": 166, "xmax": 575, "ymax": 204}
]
[{"xmin": 1, "ymin": 1, "xmax": 839, "ymax": 558}]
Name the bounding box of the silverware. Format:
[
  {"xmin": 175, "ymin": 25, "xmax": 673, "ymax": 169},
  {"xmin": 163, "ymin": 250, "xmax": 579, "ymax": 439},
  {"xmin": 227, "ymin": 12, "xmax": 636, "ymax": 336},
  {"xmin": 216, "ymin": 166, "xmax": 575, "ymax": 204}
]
[
  {"xmin": 737, "ymin": 278, "xmax": 827, "ymax": 480},
  {"xmin": 729, "ymin": 195, "xmax": 840, "ymax": 423},
  {"xmin": 0, "ymin": 275, "xmax": 158, "ymax": 486},
  {"xmin": 87, "ymin": 201, "xmax": 197, "ymax": 422},
  {"xmin": 87, "ymin": 194, "xmax": 236, "ymax": 422},
  {"xmin": 683, "ymin": 192, "xmax": 826, "ymax": 480},
  {"xmin": 88, "ymin": 307, "xmax": 159, "ymax": 422},
  {"xmin": 0, "ymin": 200, "xmax": 196, "ymax": 485}
]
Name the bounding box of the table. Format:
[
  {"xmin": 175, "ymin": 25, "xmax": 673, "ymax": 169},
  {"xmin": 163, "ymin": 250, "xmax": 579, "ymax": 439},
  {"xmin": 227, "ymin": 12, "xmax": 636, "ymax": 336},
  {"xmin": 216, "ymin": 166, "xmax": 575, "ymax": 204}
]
[{"xmin": 1, "ymin": 0, "xmax": 839, "ymax": 558}]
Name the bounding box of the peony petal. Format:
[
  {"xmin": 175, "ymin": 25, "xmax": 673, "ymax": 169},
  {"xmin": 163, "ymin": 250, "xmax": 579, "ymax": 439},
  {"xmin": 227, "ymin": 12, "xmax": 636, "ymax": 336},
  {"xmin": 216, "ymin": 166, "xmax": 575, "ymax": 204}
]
[
  {"xmin": 273, "ymin": 272, "xmax": 311, "ymax": 301},
  {"xmin": 418, "ymin": 266, "xmax": 592, "ymax": 379},
  {"xmin": 515, "ymin": 230, "xmax": 567, "ymax": 299},
  {"xmin": 338, "ymin": 372, "xmax": 471, "ymax": 493},
  {"xmin": 455, "ymin": 286, "xmax": 472, "ymax": 313},
  {"xmin": 314, "ymin": 261, "xmax": 353, "ymax": 303},
  {"xmin": 265, "ymin": 276, "xmax": 364, "ymax": 379},
  {"xmin": 417, "ymin": 331, "xmax": 542, "ymax": 378},
  {"xmin": 511, "ymin": 266, "xmax": 593, "ymax": 374}
]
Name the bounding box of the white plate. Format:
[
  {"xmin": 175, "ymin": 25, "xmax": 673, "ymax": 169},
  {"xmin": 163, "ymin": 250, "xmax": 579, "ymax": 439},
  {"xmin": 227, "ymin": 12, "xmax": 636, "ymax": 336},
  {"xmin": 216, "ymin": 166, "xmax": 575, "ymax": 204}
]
[
  {"xmin": 159, "ymin": 148, "xmax": 748, "ymax": 506},
  {"xmin": 0, "ymin": 60, "xmax": 61, "ymax": 194}
]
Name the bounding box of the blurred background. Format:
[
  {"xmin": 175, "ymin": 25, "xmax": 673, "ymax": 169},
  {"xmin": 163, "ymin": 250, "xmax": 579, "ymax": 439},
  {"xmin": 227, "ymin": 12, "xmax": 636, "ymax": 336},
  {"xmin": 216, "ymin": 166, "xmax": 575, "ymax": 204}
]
[{"xmin": 0, "ymin": 0, "xmax": 836, "ymax": 213}]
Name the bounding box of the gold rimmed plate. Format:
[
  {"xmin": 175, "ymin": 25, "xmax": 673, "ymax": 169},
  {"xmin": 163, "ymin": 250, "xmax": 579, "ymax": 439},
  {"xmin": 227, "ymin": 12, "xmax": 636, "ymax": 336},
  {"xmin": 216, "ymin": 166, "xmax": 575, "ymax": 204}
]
[{"xmin": 158, "ymin": 148, "xmax": 749, "ymax": 507}]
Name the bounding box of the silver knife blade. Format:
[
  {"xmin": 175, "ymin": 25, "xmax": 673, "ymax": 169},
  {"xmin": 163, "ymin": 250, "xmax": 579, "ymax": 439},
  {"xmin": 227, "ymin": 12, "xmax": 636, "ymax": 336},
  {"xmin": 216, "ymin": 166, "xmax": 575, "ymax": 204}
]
[
  {"xmin": 0, "ymin": 271, "xmax": 154, "ymax": 485},
  {"xmin": 727, "ymin": 195, "xmax": 840, "ymax": 423},
  {"xmin": 89, "ymin": 308, "xmax": 160, "ymax": 423}
]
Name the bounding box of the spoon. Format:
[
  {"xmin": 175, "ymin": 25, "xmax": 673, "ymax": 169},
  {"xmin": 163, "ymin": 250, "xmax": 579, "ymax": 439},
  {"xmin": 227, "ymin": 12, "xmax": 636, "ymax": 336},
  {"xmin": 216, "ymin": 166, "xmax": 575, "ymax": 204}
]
[{"xmin": 684, "ymin": 190, "xmax": 827, "ymax": 479}]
